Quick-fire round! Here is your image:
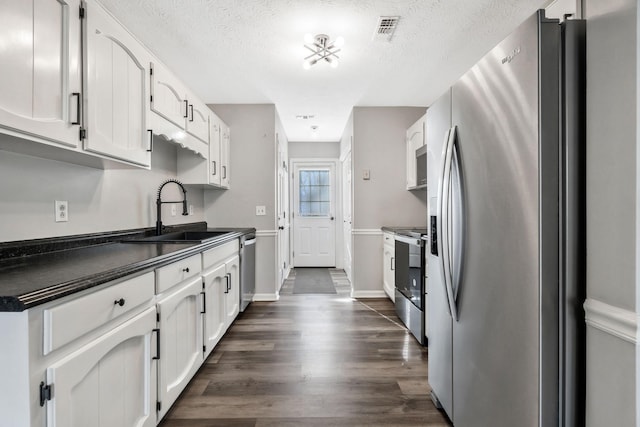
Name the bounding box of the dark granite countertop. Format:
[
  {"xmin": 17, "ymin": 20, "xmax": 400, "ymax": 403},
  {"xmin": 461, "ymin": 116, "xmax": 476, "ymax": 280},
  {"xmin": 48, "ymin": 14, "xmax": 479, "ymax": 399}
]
[{"xmin": 0, "ymin": 223, "xmax": 255, "ymax": 312}]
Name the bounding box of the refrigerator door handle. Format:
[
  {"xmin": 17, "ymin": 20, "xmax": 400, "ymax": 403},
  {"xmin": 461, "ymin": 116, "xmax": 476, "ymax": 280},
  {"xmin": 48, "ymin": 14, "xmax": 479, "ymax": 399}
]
[
  {"xmin": 438, "ymin": 127, "xmax": 458, "ymax": 320},
  {"xmin": 449, "ymin": 126, "xmax": 464, "ymax": 304}
]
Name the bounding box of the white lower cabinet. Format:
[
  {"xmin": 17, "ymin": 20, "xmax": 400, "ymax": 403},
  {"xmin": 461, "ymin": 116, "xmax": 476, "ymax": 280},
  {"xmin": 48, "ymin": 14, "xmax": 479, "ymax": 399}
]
[
  {"xmin": 202, "ymin": 263, "xmax": 226, "ymax": 358},
  {"xmin": 224, "ymin": 255, "xmax": 240, "ymax": 325},
  {"xmin": 45, "ymin": 307, "xmax": 157, "ymax": 427},
  {"xmin": 156, "ymin": 275, "xmax": 203, "ymax": 420},
  {"xmin": 383, "ymin": 232, "xmax": 395, "ymax": 301}
]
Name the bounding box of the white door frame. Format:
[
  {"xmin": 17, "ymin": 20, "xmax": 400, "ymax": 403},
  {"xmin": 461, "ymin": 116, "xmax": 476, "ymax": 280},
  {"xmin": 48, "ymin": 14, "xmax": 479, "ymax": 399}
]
[{"xmin": 290, "ymin": 158, "xmax": 341, "ymax": 267}]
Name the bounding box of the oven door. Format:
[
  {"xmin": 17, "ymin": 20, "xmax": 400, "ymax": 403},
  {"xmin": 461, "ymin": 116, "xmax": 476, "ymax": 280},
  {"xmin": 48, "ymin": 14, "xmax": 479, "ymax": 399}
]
[{"xmin": 394, "ymin": 235, "xmax": 425, "ymax": 310}]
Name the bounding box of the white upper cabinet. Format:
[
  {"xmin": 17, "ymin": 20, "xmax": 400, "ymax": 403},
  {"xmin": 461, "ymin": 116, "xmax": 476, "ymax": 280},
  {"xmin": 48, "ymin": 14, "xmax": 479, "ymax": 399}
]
[
  {"xmin": 185, "ymin": 93, "xmax": 210, "ymax": 147},
  {"xmin": 406, "ymin": 114, "xmax": 426, "ymax": 190},
  {"xmin": 0, "ymin": 0, "xmax": 82, "ymax": 148},
  {"xmin": 220, "ymin": 123, "xmax": 231, "ymax": 189},
  {"xmin": 150, "ymin": 62, "xmax": 188, "ymax": 131},
  {"xmin": 150, "ymin": 61, "xmax": 209, "ymax": 157},
  {"xmin": 209, "ymin": 114, "xmax": 222, "ymax": 187},
  {"xmin": 83, "ymin": 0, "xmax": 152, "ymax": 167}
]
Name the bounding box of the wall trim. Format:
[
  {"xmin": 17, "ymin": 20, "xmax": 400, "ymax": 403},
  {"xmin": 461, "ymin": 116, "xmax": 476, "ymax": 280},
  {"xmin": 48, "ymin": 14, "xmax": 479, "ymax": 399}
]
[
  {"xmin": 352, "ymin": 229, "xmax": 383, "ymax": 236},
  {"xmin": 351, "ymin": 290, "xmax": 387, "ymax": 299},
  {"xmin": 584, "ymin": 298, "xmax": 637, "ymax": 344},
  {"xmin": 255, "ymin": 230, "xmax": 277, "ymax": 237},
  {"xmin": 253, "ymin": 293, "xmax": 280, "ymax": 302}
]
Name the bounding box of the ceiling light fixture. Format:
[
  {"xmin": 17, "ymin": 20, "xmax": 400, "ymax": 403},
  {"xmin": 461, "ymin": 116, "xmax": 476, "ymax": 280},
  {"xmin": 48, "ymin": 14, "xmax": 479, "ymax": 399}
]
[{"xmin": 303, "ymin": 34, "xmax": 343, "ymax": 69}]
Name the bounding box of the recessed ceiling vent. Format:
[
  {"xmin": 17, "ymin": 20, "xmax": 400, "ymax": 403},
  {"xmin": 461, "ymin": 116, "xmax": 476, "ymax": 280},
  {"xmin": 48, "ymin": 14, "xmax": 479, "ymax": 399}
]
[{"xmin": 374, "ymin": 16, "xmax": 400, "ymax": 41}]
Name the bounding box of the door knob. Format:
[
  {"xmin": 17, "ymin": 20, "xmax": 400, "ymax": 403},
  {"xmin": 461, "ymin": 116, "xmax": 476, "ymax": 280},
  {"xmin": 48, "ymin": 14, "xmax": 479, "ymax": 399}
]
[{"xmin": 330, "ymin": 216, "xmax": 335, "ymax": 220}]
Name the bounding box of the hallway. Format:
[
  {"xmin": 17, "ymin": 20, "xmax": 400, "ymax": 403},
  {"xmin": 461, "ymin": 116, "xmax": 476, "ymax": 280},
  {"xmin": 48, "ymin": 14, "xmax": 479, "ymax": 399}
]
[{"xmin": 160, "ymin": 269, "xmax": 450, "ymax": 426}]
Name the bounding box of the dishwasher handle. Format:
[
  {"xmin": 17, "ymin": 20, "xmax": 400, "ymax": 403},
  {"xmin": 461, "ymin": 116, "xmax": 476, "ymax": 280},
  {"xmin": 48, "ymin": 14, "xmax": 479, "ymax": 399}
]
[{"xmin": 242, "ymin": 238, "xmax": 257, "ymax": 247}]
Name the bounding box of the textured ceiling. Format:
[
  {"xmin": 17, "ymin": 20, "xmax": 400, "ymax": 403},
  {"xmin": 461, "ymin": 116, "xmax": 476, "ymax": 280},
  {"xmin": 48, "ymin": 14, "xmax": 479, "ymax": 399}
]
[{"xmin": 97, "ymin": 0, "xmax": 552, "ymax": 142}]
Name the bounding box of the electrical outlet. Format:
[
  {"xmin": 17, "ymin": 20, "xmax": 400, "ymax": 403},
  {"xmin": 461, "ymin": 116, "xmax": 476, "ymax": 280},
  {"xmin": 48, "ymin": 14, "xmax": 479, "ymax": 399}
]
[
  {"xmin": 189, "ymin": 204, "xmax": 194, "ymax": 215},
  {"xmin": 171, "ymin": 205, "xmax": 177, "ymax": 216},
  {"xmin": 256, "ymin": 205, "xmax": 266, "ymax": 216},
  {"xmin": 55, "ymin": 201, "xmax": 68, "ymax": 222}
]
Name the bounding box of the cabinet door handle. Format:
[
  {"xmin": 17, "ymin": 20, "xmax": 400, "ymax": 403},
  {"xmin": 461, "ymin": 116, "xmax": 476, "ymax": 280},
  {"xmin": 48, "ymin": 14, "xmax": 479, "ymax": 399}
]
[
  {"xmin": 71, "ymin": 92, "xmax": 81, "ymax": 125},
  {"xmin": 391, "ymin": 257, "xmax": 395, "ymax": 271},
  {"xmin": 224, "ymin": 274, "xmax": 230, "ymax": 294},
  {"xmin": 152, "ymin": 328, "xmax": 160, "ymax": 360},
  {"xmin": 147, "ymin": 129, "xmax": 153, "ymax": 152},
  {"xmin": 114, "ymin": 298, "xmax": 125, "ymax": 307},
  {"xmin": 212, "ymin": 160, "xmax": 217, "ymax": 176},
  {"xmin": 183, "ymin": 100, "xmax": 189, "ymax": 118},
  {"xmin": 182, "ymin": 267, "xmax": 190, "ymax": 273},
  {"xmin": 222, "ymin": 166, "xmax": 227, "ymax": 179},
  {"xmin": 200, "ymin": 291, "xmax": 206, "ymax": 314},
  {"xmin": 189, "ymin": 104, "xmax": 194, "ymax": 122}
]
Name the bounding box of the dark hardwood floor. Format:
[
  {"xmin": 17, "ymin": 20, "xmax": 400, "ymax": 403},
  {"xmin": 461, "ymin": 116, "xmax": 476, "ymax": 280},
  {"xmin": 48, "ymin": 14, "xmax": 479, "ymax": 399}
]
[{"xmin": 159, "ymin": 269, "xmax": 451, "ymax": 426}]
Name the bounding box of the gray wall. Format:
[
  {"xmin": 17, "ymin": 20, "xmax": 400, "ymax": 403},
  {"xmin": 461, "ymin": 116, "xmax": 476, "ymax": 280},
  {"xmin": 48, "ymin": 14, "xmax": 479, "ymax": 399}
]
[
  {"xmin": 584, "ymin": 0, "xmax": 637, "ymax": 425},
  {"xmin": 205, "ymin": 104, "xmax": 279, "ymax": 298},
  {"xmin": 288, "ymin": 141, "xmax": 340, "ymax": 159},
  {"xmin": 352, "ymin": 107, "xmax": 427, "ymax": 229},
  {"xmin": 0, "ymin": 134, "xmax": 205, "ymax": 242},
  {"xmin": 350, "ymin": 107, "xmax": 427, "ymax": 294}
]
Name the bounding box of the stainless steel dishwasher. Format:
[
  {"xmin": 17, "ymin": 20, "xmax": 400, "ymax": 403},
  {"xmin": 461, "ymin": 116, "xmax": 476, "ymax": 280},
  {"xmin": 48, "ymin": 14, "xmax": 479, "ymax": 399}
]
[{"xmin": 239, "ymin": 233, "xmax": 256, "ymax": 312}]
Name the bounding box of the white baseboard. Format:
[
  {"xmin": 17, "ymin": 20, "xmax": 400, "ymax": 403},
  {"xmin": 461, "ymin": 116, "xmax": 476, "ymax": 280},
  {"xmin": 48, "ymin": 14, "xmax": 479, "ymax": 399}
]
[
  {"xmin": 584, "ymin": 298, "xmax": 637, "ymax": 344},
  {"xmin": 351, "ymin": 290, "xmax": 388, "ymax": 299},
  {"xmin": 252, "ymin": 293, "xmax": 280, "ymax": 302}
]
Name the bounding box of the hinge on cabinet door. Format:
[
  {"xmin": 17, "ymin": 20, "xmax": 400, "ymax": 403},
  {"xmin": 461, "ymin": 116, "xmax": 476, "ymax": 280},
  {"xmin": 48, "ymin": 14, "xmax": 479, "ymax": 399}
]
[
  {"xmin": 150, "ymin": 95, "xmax": 153, "ymax": 103},
  {"xmin": 203, "ymin": 345, "xmax": 206, "ymax": 353},
  {"xmin": 150, "ymin": 68, "xmax": 153, "ymax": 76},
  {"xmin": 156, "ymin": 401, "xmax": 162, "ymax": 412},
  {"xmin": 79, "ymin": 127, "xmax": 86, "ymax": 140},
  {"xmin": 79, "ymin": 6, "xmax": 85, "ymax": 19},
  {"xmin": 39, "ymin": 382, "xmax": 53, "ymax": 407}
]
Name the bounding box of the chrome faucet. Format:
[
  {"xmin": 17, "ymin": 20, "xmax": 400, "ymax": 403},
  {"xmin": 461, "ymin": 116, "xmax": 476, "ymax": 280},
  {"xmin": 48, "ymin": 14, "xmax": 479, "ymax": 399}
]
[{"xmin": 156, "ymin": 179, "xmax": 188, "ymax": 235}]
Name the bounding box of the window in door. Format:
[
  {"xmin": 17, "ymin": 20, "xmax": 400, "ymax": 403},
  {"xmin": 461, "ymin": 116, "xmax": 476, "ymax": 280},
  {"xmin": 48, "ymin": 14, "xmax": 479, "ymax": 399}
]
[{"xmin": 299, "ymin": 170, "xmax": 331, "ymax": 217}]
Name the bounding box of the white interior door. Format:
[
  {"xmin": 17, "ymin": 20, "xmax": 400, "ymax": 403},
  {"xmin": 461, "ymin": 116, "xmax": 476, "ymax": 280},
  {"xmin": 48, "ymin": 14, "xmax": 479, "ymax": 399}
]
[
  {"xmin": 342, "ymin": 152, "xmax": 353, "ymax": 281},
  {"xmin": 276, "ymin": 136, "xmax": 290, "ymax": 286},
  {"xmin": 292, "ymin": 161, "xmax": 336, "ymax": 267}
]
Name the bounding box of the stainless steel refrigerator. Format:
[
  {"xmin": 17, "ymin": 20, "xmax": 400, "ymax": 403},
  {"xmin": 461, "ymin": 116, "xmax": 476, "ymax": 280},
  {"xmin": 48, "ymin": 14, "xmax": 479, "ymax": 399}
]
[{"xmin": 426, "ymin": 11, "xmax": 585, "ymax": 426}]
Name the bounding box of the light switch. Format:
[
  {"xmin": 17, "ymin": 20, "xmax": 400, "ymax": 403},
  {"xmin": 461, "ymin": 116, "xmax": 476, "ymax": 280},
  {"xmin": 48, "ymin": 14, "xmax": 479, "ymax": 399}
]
[{"xmin": 363, "ymin": 169, "xmax": 370, "ymax": 180}]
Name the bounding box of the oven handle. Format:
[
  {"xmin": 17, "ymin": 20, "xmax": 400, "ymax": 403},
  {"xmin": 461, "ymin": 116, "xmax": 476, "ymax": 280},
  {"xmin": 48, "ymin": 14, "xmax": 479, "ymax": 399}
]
[{"xmin": 394, "ymin": 234, "xmax": 423, "ymax": 246}]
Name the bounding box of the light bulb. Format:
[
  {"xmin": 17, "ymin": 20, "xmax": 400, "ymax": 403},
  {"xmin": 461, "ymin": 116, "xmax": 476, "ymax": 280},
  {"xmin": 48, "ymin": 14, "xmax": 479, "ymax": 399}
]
[
  {"xmin": 303, "ymin": 60, "xmax": 311, "ymax": 70},
  {"xmin": 304, "ymin": 33, "xmax": 314, "ymax": 44},
  {"xmin": 334, "ymin": 36, "xmax": 345, "ymax": 48},
  {"xmin": 330, "ymin": 58, "xmax": 339, "ymax": 68}
]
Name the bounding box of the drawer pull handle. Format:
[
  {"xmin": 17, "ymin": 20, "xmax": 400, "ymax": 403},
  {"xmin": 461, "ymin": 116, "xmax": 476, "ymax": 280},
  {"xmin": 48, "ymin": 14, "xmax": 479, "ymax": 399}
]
[
  {"xmin": 114, "ymin": 298, "xmax": 125, "ymax": 307},
  {"xmin": 183, "ymin": 267, "xmax": 190, "ymax": 273}
]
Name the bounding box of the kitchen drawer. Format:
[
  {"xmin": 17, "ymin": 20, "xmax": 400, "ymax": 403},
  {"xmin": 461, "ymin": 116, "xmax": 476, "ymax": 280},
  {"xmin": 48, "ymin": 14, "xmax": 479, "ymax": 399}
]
[
  {"xmin": 43, "ymin": 272, "xmax": 155, "ymax": 355},
  {"xmin": 156, "ymin": 254, "xmax": 202, "ymax": 294},
  {"xmin": 202, "ymin": 239, "xmax": 239, "ymax": 270}
]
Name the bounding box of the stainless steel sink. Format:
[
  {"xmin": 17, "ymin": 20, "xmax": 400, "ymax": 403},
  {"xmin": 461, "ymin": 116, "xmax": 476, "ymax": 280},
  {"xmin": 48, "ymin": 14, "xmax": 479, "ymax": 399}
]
[{"xmin": 124, "ymin": 230, "xmax": 230, "ymax": 243}]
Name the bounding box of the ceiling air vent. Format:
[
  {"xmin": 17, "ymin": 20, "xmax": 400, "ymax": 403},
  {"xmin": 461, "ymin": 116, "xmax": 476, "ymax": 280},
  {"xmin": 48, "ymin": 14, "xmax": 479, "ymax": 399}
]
[{"xmin": 374, "ymin": 16, "xmax": 400, "ymax": 41}]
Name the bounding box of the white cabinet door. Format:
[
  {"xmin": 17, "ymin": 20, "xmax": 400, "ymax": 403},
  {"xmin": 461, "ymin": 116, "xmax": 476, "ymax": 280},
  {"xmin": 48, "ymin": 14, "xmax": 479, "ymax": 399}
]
[
  {"xmin": 84, "ymin": 1, "xmax": 151, "ymax": 167},
  {"xmin": 202, "ymin": 263, "xmax": 226, "ymax": 358},
  {"xmin": 45, "ymin": 307, "xmax": 157, "ymax": 427},
  {"xmin": 185, "ymin": 95, "xmax": 209, "ymax": 146},
  {"xmin": 383, "ymin": 233, "xmax": 395, "ymax": 302},
  {"xmin": 224, "ymin": 255, "xmax": 240, "ymax": 328},
  {"xmin": 406, "ymin": 116, "xmax": 425, "ymax": 189},
  {"xmin": 156, "ymin": 276, "xmax": 203, "ymax": 420},
  {"xmin": 208, "ymin": 115, "xmax": 222, "ymax": 186},
  {"xmin": 220, "ymin": 123, "xmax": 231, "ymax": 188},
  {"xmin": 150, "ymin": 62, "xmax": 187, "ymax": 130},
  {"xmin": 0, "ymin": 0, "xmax": 82, "ymax": 148}
]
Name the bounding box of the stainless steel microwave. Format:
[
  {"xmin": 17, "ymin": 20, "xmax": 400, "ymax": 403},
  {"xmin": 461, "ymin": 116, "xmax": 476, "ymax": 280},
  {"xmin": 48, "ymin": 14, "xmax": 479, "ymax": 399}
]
[{"xmin": 416, "ymin": 145, "xmax": 427, "ymax": 187}]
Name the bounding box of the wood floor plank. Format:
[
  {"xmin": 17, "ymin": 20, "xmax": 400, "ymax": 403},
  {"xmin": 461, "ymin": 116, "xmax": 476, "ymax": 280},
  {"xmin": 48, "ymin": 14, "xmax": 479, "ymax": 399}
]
[{"xmin": 159, "ymin": 269, "xmax": 451, "ymax": 426}]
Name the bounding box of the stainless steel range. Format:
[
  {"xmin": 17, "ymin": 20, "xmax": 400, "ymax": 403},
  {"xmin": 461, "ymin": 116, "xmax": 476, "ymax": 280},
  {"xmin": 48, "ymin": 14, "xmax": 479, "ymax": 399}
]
[{"xmin": 394, "ymin": 229, "xmax": 427, "ymax": 345}]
